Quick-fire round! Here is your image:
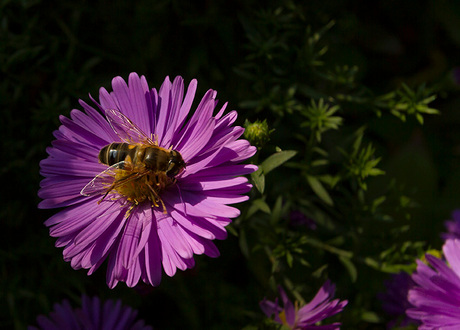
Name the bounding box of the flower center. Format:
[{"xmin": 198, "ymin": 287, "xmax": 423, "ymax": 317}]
[
  {"xmin": 112, "ymin": 168, "xmax": 174, "ymax": 212},
  {"xmin": 278, "ymin": 309, "xmax": 288, "ymax": 326}
]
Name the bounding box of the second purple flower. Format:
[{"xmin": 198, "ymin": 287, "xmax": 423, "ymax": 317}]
[{"xmin": 260, "ymin": 280, "xmax": 348, "ymax": 329}]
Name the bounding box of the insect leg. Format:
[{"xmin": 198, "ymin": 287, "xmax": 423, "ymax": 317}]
[
  {"xmin": 146, "ymin": 183, "xmax": 167, "ymax": 214},
  {"xmin": 97, "ymin": 172, "xmax": 140, "ymax": 204}
]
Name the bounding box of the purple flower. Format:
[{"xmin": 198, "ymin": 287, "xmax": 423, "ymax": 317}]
[
  {"xmin": 289, "ymin": 210, "xmax": 317, "ymax": 230},
  {"xmin": 39, "ymin": 73, "xmax": 257, "ymax": 288},
  {"xmin": 377, "ymin": 272, "xmax": 418, "ymax": 328},
  {"xmin": 407, "ymin": 238, "xmax": 460, "ymax": 328},
  {"xmin": 29, "ymin": 295, "xmax": 152, "ymax": 330},
  {"xmin": 452, "ymin": 67, "xmax": 460, "ymax": 86},
  {"xmin": 442, "ymin": 209, "xmax": 460, "ymax": 240},
  {"xmin": 260, "ymin": 280, "xmax": 348, "ymax": 329}
]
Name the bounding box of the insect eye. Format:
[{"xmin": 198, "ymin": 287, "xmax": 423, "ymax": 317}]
[
  {"xmin": 166, "ymin": 164, "xmax": 179, "ymax": 177},
  {"xmin": 166, "ymin": 150, "xmax": 185, "ymax": 177}
]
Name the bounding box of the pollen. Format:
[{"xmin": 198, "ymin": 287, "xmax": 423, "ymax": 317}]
[
  {"xmin": 110, "ymin": 168, "xmax": 173, "ymax": 213},
  {"xmin": 113, "ymin": 169, "xmax": 150, "ymax": 203}
]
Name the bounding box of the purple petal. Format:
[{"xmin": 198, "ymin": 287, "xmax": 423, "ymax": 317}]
[
  {"xmin": 170, "ymin": 210, "xmax": 223, "ymax": 240},
  {"xmin": 153, "ymin": 76, "xmax": 173, "ymax": 144},
  {"xmin": 156, "ymin": 210, "xmax": 194, "ymax": 259},
  {"xmin": 109, "ymin": 73, "xmax": 151, "ymax": 135},
  {"xmin": 278, "ymin": 287, "xmax": 296, "ymax": 326},
  {"xmin": 119, "ymin": 205, "xmax": 152, "ymax": 269},
  {"xmin": 139, "ymin": 219, "xmax": 162, "ymax": 286},
  {"xmin": 444, "ymin": 239, "xmax": 460, "ymax": 277},
  {"xmin": 165, "ymin": 189, "xmax": 241, "ymax": 218},
  {"xmin": 158, "ymin": 76, "xmax": 185, "ymax": 147},
  {"xmin": 180, "ymin": 175, "xmax": 249, "ymax": 191}
]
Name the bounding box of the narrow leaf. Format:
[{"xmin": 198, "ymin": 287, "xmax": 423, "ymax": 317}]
[
  {"xmin": 261, "ymin": 150, "xmax": 297, "ymax": 175},
  {"xmin": 270, "ymin": 196, "xmax": 283, "ymax": 225},
  {"xmin": 252, "ymin": 198, "xmax": 271, "ymax": 214},
  {"xmin": 306, "ymin": 175, "xmax": 333, "ymax": 206},
  {"xmin": 239, "ymin": 229, "xmax": 250, "ymax": 259},
  {"xmin": 251, "ymin": 169, "xmax": 265, "ymax": 194},
  {"xmin": 339, "ymin": 256, "xmax": 357, "ymax": 282}
]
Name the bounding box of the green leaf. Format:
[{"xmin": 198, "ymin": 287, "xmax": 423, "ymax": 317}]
[
  {"xmin": 299, "ymin": 258, "xmax": 311, "ymax": 267},
  {"xmin": 251, "ymin": 169, "xmax": 265, "ymax": 194},
  {"xmin": 318, "ymin": 174, "xmax": 340, "ymax": 188},
  {"xmin": 261, "ymin": 150, "xmax": 297, "ymax": 175},
  {"xmin": 361, "ymin": 311, "xmax": 381, "ymax": 323},
  {"xmin": 270, "ymin": 196, "xmax": 283, "ymax": 225},
  {"xmin": 311, "ymin": 159, "xmax": 329, "ymax": 167},
  {"xmin": 419, "ymin": 106, "xmax": 439, "ymax": 114},
  {"xmin": 351, "ymin": 129, "xmax": 364, "ymax": 157},
  {"xmin": 368, "ymin": 168, "xmax": 385, "ymax": 176},
  {"xmin": 252, "ymin": 198, "xmax": 271, "ymax": 214},
  {"xmin": 363, "ymin": 257, "xmax": 380, "ymax": 269},
  {"xmin": 312, "ymin": 264, "xmax": 328, "ymax": 278},
  {"xmin": 306, "ymin": 175, "xmax": 333, "ymax": 205},
  {"xmin": 286, "ymin": 250, "xmax": 294, "ymax": 268},
  {"xmin": 416, "ymin": 112, "xmax": 424, "ymax": 124},
  {"xmin": 239, "ymin": 229, "xmax": 250, "ymax": 259},
  {"xmin": 226, "ymin": 224, "xmax": 238, "ymax": 237},
  {"xmin": 371, "ymin": 196, "xmax": 386, "ymax": 212},
  {"xmin": 339, "ymin": 256, "xmax": 357, "ymax": 282}
]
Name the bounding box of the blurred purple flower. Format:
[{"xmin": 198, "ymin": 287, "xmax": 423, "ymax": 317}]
[
  {"xmin": 39, "ymin": 73, "xmax": 257, "ymax": 288},
  {"xmin": 407, "ymin": 239, "xmax": 460, "ymax": 328},
  {"xmin": 260, "ymin": 280, "xmax": 347, "ymax": 329},
  {"xmin": 441, "ymin": 209, "xmax": 460, "ymax": 240},
  {"xmin": 452, "ymin": 67, "xmax": 460, "ymax": 86},
  {"xmin": 377, "ymin": 272, "xmax": 418, "ymax": 328},
  {"xmin": 289, "ymin": 210, "xmax": 317, "ymax": 230},
  {"xmin": 29, "ymin": 295, "xmax": 152, "ymax": 330}
]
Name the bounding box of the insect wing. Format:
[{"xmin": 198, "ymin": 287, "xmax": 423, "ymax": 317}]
[
  {"xmin": 105, "ymin": 109, "xmax": 154, "ymax": 145},
  {"xmin": 80, "ymin": 161, "xmax": 125, "ymax": 196}
]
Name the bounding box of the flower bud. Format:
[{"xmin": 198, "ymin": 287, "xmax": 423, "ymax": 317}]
[{"xmin": 244, "ymin": 119, "xmax": 272, "ymax": 149}]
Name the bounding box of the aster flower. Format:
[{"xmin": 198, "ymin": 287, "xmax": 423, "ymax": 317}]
[
  {"xmin": 29, "ymin": 295, "xmax": 152, "ymax": 330},
  {"xmin": 377, "ymin": 272, "xmax": 418, "ymax": 328},
  {"xmin": 260, "ymin": 280, "xmax": 348, "ymax": 329},
  {"xmin": 39, "ymin": 73, "xmax": 257, "ymax": 288},
  {"xmin": 407, "ymin": 238, "xmax": 460, "ymax": 328},
  {"xmin": 452, "ymin": 67, "xmax": 460, "ymax": 86},
  {"xmin": 288, "ymin": 210, "xmax": 317, "ymax": 230},
  {"xmin": 441, "ymin": 209, "xmax": 460, "ymax": 240}
]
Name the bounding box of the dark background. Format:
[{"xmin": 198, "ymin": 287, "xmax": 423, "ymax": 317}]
[{"xmin": 3, "ymin": 0, "xmax": 460, "ymax": 328}]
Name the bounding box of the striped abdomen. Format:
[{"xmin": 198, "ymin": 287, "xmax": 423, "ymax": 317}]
[{"xmin": 98, "ymin": 143, "xmax": 138, "ymax": 167}]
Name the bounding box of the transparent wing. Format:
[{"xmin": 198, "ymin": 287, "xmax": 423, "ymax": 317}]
[
  {"xmin": 80, "ymin": 161, "xmax": 125, "ymax": 196},
  {"xmin": 105, "ymin": 108, "xmax": 154, "ymax": 145},
  {"xmin": 80, "ymin": 161, "xmax": 150, "ymax": 198}
]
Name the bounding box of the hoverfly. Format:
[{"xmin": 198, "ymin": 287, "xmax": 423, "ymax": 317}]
[{"xmin": 80, "ymin": 109, "xmax": 186, "ymax": 213}]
